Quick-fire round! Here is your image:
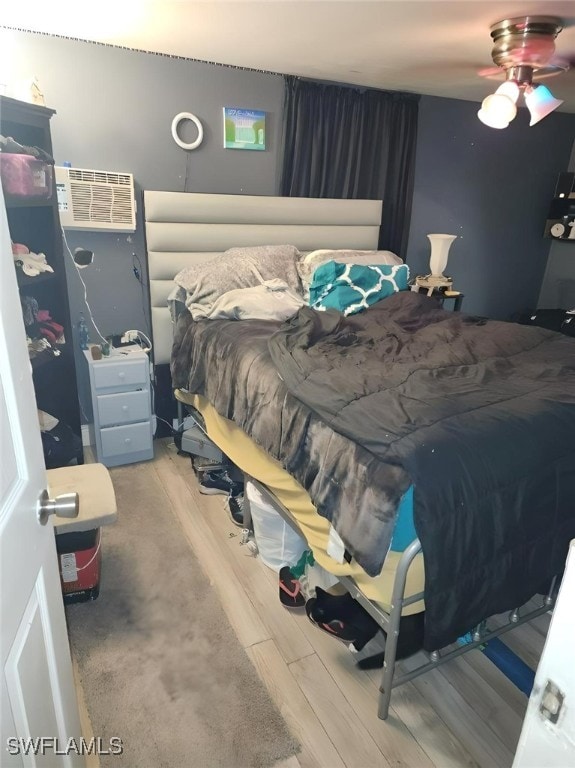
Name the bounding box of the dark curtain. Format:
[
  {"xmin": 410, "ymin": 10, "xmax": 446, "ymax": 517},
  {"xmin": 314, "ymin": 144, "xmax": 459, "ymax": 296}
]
[{"xmin": 279, "ymin": 76, "xmax": 419, "ymax": 258}]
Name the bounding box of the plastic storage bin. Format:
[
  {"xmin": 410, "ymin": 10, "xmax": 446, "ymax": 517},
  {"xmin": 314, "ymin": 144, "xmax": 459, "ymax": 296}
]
[
  {"xmin": 246, "ymin": 481, "xmax": 307, "ymax": 572},
  {"xmin": 0, "ymin": 154, "xmax": 53, "ymax": 199},
  {"xmin": 179, "ymin": 424, "xmax": 224, "ymax": 462}
]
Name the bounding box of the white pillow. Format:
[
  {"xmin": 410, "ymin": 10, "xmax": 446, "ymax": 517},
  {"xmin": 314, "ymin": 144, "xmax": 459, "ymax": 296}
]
[{"xmin": 191, "ymin": 279, "xmax": 304, "ymax": 321}]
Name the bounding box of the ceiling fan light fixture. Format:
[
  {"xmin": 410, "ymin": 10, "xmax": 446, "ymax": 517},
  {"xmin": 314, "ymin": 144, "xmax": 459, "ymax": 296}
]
[
  {"xmin": 489, "ymin": 16, "xmax": 563, "ymax": 70},
  {"xmin": 478, "ymin": 15, "xmax": 569, "ymax": 129},
  {"xmin": 478, "ymin": 82, "xmax": 519, "ymax": 129},
  {"xmin": 497, "ymin": 80, "xmax": 521, "ymax": 102},
  {"xmin": 524, "ymin": 83, "xmax": 564, "ymax": 125}
]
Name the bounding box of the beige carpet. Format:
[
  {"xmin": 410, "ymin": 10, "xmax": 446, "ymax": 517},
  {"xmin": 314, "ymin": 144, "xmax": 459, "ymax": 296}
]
[{"xmin": 66, "ymin": 463, "xmax": 299, "ymax": 767}]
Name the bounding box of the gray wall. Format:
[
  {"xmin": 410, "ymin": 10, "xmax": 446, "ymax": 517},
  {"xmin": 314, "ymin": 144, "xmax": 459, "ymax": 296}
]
[
  {"xmin": 5, "ymin": 31, "xmax": 283, "ymax": 420},
  {"xmin": 538, "ymin": 140, "xmax": 575, "ymax": 309},
  {"xmin": 407, "ymin": 95, "xmax": 575, "ymax": 319},
  {"xmin": 5, "ymin": 30, "xmax": 575, "ymax": 424},
  {"xmin": 7, "ymin": 32, "xmax": 282, "ymax": 339}
]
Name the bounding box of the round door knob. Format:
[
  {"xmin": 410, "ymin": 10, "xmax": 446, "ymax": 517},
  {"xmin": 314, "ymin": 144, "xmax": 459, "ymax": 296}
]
[{"xmin": 38, "ymin": 489, "xmax": 79, "ymax": 525}]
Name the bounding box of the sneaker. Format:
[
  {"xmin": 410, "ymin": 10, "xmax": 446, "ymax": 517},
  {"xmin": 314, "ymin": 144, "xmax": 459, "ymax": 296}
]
[
  {"xmin": 199, "ymin": 470, "xmax": 243, "ymax": 496},
  {"xmin": 305, "ymin": 587, "xmax": 380, "ymax": 651},
  {"xmin": 227, "ymin": 494, "xmax": 245, "ymax": 527}
]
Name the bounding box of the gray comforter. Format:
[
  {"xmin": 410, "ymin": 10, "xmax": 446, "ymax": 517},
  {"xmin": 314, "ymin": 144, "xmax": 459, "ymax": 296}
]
[
  {"xmin": 172, "ymin": 291, "xmax": 575, "ymax": 649},
  {"xmin": 171, "ymin": 311, "xmax": 409, "ymax": 575}
]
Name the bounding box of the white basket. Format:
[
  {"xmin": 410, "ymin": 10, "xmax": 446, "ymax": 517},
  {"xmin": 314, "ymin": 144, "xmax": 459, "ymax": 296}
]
[{"xmin": 246, "ymin": 482, "xmax": 307, "ymax": 572}]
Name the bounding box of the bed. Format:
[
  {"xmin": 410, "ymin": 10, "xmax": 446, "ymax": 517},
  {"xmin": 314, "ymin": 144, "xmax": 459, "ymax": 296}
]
[{"xmin": 144, "ymin": 190, "xmax": 575, "ymax": 719}]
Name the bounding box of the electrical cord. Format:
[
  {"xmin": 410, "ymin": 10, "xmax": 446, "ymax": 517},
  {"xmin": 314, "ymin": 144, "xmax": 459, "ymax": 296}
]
[
  {"xmin": 61, "ymin": 228, "xmax": 107, "ymax": 345},
  {"xmin": 149, "ymin": 376, "xmax": 187, "ymax": 436},
  {"xmin": 132, "ymin": 252, "xmax": 151, "ymax": 330},
  {"xmin": 156, "ymin": 414, "xmax": 182, "ymax": 434},
  {"xmin": 64, "ymin": 233, "xmax": 153, "ymax": 354},
  {"xmin": 184, "ymin": 151, "xmax": 192, "ymax": 192},
  {"xmin": 121, "ymin": 329, "xmax": 152, "ymax": 353},
  {"xmin": 74, "ymin": 532, "xmax": 102, "ymax": 571}
]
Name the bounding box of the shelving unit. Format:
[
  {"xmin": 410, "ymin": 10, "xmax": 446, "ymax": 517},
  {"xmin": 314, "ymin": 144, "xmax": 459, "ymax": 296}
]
[{"xmin": 1, "ymin": 95, "xmax": 83, "ymax": 466}]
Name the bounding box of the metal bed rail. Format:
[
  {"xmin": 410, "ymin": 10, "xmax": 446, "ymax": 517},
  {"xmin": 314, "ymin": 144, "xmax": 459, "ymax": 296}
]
[{"xmin": 247, "ymin": 478, "xmax": 556, "ymax": 720}]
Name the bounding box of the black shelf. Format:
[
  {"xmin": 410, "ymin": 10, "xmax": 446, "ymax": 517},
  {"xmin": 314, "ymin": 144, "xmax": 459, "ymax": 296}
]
[
  {"xmin": 2, "ymin": 95, "xmax": 83, "ymax": 466},
  {"xmin": 4, "ymin": 195, "xmax": 54, "ymax": 209},
  {"xmin": 30, "ymin": 346, "xmax": 65, "ymax": 370},
  {"xmin": 16, "ymin": 268, "xmax": 57, "ymax": 288}
]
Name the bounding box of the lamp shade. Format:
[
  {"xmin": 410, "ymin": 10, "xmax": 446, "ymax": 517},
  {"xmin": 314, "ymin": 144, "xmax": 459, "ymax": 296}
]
[
  {"xmin": 524, "ymin": 84, "xmax": 564, "ymax": 126},
  {"xmin": 477, "ymin": 82, "xmax": 520, "ymax": 129},
  {"xmin": 427, "ymin": 234, "xmax": 457, "ymax": 278}
]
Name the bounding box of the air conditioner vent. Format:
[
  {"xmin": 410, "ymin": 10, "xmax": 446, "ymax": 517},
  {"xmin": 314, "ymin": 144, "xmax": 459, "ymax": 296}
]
[
  {"xmin": 68, "ymin": 168, "xmax": 132, "ymax": 186},
  {"xmin": 55, "ymin": 166, "xmax": 136, "ymax": 231}
]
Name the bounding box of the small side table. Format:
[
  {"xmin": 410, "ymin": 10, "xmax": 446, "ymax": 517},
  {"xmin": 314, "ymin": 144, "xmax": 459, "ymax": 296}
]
[
  {"xmin": 412, "ymin": 283, "xmax": 464, "ymax": 312},
  {"xmin": 84, "ymin": 347, "xmax": 154, "ymax": 467}
]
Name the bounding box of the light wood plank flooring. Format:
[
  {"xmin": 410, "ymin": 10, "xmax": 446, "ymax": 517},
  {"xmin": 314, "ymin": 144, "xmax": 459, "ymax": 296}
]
[{"xmin": 108, "ymin": 440, "xmax": 552, "ymax": 767}]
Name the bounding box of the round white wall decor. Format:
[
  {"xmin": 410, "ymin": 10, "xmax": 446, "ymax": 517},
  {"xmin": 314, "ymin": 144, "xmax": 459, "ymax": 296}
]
[{"xmin": 171, "ymin": 112, "xmax": 203, "ymax": 150}]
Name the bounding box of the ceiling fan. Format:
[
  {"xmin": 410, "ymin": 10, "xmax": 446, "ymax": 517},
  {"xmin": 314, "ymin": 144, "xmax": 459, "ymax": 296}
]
[{"xmin": 477, "ymin": 15, "xmax": 572, "ymax": 129}]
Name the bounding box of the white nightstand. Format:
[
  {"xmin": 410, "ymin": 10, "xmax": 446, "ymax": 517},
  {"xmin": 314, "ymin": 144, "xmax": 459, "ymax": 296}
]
[{"xmin": 84, "ymin": 347, "xmax": 154, "ymax": 467}]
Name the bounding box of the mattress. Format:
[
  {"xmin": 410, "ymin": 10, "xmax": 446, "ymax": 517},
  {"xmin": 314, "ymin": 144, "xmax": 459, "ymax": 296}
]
[{"xmin": 175, "ymin": 389, "xmax": 425, "ymax": 616}]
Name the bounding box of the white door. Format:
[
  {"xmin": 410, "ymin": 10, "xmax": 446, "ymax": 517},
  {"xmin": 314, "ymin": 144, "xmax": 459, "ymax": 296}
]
[
  {"xmin": 0, "ymin": 188, "xmax": 83, "ymax": 765},
  {"xmin": 513, "ymin": 540, "xmax": 575, "ymax": 767}
]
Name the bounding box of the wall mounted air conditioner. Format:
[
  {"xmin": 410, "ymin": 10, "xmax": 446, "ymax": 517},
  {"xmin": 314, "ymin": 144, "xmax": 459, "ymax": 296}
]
[{"xmin": 55, "ymin": 166, "xmax": 136, "ymax": 232}]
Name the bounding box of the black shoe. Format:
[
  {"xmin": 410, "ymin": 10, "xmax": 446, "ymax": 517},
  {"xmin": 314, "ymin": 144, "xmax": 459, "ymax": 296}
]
[
  {"xmin": 356, "ymin": 612, "xmax": 425, "ymax": 669},
  {"xmin": 279, "ymin": 566, "xmax": 306, "ymax": 609},
  {"xmin": 199, "ymin": 470, "xmax": 243, "ymax": 496},
  {"xmin": 226, "ymin": 494, "xmax": 245, "ymax": 527},
  {"xmin": 305, "ymin": 587, "xmax": 380, "ymax": 651}
]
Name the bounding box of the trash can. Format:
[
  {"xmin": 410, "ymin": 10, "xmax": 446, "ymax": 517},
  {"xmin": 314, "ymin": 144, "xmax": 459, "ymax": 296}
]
[
  {"xmin": 48, "ymin": 462, "xmax": 117, "ymax": 604},
  {"xmin": 55, "ymin": 528, "xmax": 101, "ymax": 603}
]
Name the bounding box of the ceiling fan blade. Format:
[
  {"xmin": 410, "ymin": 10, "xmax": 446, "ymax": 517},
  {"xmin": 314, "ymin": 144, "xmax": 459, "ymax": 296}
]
[{"xmin": 477, "ymin": 66, "xmax": 505, "ymax": 79}]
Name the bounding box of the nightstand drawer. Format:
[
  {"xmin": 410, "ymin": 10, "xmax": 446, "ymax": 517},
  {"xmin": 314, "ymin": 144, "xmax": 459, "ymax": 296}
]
[
  {"xmin": 100, "ymin": 421, "xmax": 153, "ymax": 459},
  {"xmin": 92, "ymin": 357, "xmax": 148, "ymax": 390},
  {"xmin": 96, "ymin": 390, "xmax": 150, "ymax": 427}
]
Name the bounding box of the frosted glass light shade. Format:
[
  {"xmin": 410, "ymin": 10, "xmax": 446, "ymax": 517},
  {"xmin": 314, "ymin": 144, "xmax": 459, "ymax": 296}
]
[
  {"xmin": 477, "ymin": 82, "xmax": 519, "ymax": 129},
  {"xmin": 524, "ymin": 85, "xmax": 564, "ymax": 126},
  {"xmin": 427, "ymin": 234, "xmax": 457, "ymax": 277},
  {"xmin": 477, "ymin": 103, "xmax": 511, "ymax": 129}
]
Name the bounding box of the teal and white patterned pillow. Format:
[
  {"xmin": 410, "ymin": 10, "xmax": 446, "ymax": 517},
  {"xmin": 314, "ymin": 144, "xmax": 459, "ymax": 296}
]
[{"xmin": 309, "ymin": 261, "xmax": 410, "ymax": 315}]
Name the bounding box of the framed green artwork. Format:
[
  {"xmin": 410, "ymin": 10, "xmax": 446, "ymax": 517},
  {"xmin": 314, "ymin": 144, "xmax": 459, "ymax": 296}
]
[{"xmin": 223, "ymin": 108, "xmax": 266, "ymax": 150}]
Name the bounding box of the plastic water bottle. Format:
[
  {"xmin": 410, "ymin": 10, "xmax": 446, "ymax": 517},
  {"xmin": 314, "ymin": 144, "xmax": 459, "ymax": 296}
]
[{"xmin": 78, "ymin": 313, "xmax": 90, "ymax": 350}]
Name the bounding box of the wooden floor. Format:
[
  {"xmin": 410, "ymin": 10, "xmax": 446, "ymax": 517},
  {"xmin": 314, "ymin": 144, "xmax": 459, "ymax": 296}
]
[{"xmin": 124, "ymin": 440, "xmax": 551, "ymax": 767}]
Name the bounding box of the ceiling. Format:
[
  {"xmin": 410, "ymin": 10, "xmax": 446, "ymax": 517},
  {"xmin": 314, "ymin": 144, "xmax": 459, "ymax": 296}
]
[{"xmin": 2, "ymin": 1, "xmax": 575, "ymax": 112}]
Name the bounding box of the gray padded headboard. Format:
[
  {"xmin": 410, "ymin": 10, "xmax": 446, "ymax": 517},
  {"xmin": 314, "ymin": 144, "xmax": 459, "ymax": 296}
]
[{"xmin": 143, "ymin": 191, "xmax": 382, "ymax": 364}]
